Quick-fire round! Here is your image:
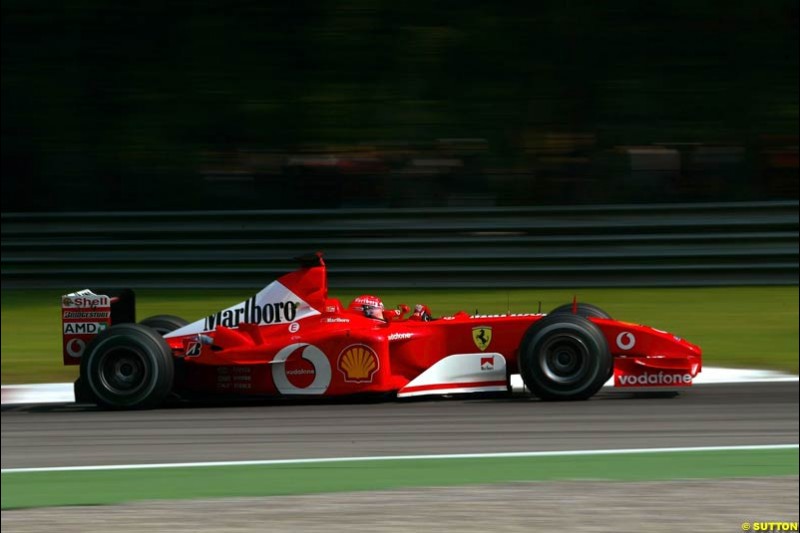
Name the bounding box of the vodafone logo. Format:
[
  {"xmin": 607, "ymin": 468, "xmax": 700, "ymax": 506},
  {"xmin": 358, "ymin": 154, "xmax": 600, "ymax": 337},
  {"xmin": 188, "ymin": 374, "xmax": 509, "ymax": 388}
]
[
  {"xmin": 65, "ymin": 338, "xmax": 86, "ymax": 358},
  {"xmin": 617, "ymin": 372, "xmax": 693, "ymax": 386},
  {"xmin": 271, "ymin": 343, "xmax": 332, "ymax": 395},
  {"xmin": 616, "ymin": 331, "xmax": 636, "ymax": 351}
]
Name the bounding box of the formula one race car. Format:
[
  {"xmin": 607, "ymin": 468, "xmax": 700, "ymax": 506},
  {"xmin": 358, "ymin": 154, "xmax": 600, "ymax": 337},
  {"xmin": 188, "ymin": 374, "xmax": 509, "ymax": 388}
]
[{"xmin": 61, "ymin": 253, "xmax": 702, "ymax": 409}]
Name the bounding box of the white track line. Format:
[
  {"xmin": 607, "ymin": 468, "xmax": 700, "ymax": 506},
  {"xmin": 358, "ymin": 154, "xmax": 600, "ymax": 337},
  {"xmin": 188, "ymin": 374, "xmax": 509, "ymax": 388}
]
[{"xmin": 3, "ymin": 444, "xmax": 797, "ymax": 474}]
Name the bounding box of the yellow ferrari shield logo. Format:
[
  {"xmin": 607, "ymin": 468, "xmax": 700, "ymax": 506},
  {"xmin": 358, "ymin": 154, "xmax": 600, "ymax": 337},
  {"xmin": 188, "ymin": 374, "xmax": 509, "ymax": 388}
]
[{"xmin": 472, "ymin": 326, "xmax": 492, "ymax": 351}]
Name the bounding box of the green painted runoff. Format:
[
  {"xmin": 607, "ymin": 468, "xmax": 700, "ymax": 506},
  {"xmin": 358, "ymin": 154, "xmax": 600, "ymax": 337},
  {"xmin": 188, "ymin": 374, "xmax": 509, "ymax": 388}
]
[{"xmin": 3, "ymin": 448, "xmax": 797, "ymax": 509}]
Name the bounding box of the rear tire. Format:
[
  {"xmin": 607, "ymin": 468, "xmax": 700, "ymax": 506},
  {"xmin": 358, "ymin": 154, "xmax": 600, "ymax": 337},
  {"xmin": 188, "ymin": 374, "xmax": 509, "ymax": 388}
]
[
  {"xmin": 81, "ymin": 323, "xmax": 174, "ymax": 409},
  {"xmin": 73, "ymin": 376, "xmax": 96, "ymax": 404},
  {"xmin": 139, "ymin": 315, "xmax": 189, "ymax": 336},
  {"xmin": 548, "ymin": 302, "xmax": 612, "ymax": 320},
  {"xmin": 139, "ymin": 315, "xmax": 190, "ymax": 399},
  {"xmin": 519, "ymin": 314, "xmax": 611, "ymax": 401}
]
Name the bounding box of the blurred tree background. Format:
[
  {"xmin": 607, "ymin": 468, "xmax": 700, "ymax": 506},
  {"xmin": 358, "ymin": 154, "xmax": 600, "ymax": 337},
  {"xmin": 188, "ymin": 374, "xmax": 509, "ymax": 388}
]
[{"xmin": 2, "ymin": 0, "xmax": 797, "ymax": 211}]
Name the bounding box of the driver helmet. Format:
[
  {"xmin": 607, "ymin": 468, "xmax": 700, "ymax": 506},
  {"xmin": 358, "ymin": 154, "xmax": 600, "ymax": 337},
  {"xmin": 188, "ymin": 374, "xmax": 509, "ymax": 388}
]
[{"xmin": 349, "ymin": 295, "xmax": 385, "ymax": 320}]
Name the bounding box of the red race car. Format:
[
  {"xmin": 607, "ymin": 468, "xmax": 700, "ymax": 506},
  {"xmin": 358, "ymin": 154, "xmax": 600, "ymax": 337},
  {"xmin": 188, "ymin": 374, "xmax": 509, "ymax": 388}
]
[{"xmin": 61, "ymin": 253, "xmax": 702, "ymax": 409}]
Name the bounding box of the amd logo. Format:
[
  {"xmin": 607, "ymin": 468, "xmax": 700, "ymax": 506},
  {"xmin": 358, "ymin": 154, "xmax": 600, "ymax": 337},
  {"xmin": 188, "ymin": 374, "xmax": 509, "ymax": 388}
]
[{"xmin": 63, "ymin": 322, "xmax": 108, "ymax": 334}]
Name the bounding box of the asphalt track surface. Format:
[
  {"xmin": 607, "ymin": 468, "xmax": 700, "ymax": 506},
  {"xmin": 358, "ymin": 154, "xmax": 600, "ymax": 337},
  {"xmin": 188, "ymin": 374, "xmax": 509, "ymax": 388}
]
[{"xmin": 1, "ymin": 382, "xmax": 797, "ymax": 469}]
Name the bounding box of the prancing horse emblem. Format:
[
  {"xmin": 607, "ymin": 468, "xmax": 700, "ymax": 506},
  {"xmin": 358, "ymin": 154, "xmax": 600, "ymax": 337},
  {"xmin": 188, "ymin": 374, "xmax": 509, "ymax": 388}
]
[{"xmin": 472, "ymin": 326, "xmax": 492, "ymax": 351}]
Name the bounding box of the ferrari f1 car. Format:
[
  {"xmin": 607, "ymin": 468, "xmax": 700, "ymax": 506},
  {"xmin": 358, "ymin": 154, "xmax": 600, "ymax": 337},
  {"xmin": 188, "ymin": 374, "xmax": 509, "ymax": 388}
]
[{"xmin": 61, "ymin": 253, "xmax": 702, "ymax": 409}]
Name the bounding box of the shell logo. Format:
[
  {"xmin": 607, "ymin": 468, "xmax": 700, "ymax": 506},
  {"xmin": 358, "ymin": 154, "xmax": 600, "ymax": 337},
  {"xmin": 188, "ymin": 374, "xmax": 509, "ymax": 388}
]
[{"xmin": 337, "ymin": 344, "xmax": 380, "ymax": 383}]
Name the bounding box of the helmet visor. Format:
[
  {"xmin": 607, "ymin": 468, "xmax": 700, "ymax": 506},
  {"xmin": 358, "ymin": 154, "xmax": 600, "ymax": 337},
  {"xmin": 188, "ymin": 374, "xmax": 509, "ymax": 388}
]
[{"xmin": 363, "ymin": 305, "xmax": 384, "ymax": 320}]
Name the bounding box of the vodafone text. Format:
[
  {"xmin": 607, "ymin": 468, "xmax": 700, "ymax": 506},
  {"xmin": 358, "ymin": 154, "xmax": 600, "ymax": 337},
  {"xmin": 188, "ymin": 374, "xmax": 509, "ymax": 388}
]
[{"xmin": 617, "ymin": 372, "xmax": 692, "ymax": 386}]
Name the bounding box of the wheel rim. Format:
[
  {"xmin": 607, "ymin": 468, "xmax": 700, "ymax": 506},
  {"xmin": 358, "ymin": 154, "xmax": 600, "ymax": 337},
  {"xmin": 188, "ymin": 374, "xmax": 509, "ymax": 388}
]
[
  {"xmin": 97, "ymin": 347, "xmax": 150, "ymax": 396},
  {"xmin": 538, "ymin": 335, "xmax": 589, "ymax": 385}
]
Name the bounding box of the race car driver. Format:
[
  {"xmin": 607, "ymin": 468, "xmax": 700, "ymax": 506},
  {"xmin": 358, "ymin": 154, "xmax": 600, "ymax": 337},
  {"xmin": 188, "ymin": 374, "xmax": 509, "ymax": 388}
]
[{"xmin": 349, "ymin": 295, "xmax": 387, "ymax": 320}]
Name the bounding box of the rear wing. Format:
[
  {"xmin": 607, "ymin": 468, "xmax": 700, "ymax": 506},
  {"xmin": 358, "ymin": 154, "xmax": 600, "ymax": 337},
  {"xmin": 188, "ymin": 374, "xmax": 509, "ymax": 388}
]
[{"xmin": 61, "ymin": 289, "xmax": 136, "ymax": 365}]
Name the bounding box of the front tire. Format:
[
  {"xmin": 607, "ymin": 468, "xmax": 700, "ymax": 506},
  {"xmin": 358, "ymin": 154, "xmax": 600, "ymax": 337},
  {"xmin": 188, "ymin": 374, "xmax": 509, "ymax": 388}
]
[
  {"xmin": 548, "ymin": 302, "xmax": 612, "ymax": 320},
  {"xmin": 81, "ymin": 323, "xmax": 174, "ymax": 409},
  {"xmin": 519, "ymin": 314, "xmax": 611, "ymax": 401}
]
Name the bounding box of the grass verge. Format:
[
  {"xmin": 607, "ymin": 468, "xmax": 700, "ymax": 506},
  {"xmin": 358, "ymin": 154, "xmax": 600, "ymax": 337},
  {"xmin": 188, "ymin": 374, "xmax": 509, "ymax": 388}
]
[
  {"xmin": 3, "ymin": 447, "xmax": 797, "ymax": 509},
  {"xmin": 2, "ymin": 286, "xmax": 798, "ymax": 384}
]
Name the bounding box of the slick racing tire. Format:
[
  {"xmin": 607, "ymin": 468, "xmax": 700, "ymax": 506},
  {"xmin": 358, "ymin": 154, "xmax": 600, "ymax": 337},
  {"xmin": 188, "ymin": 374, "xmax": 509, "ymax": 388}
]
[
  {"xmin": 519, "ymin": 313, "xmax": 612, "ymax": 401},
  {"xmin": 81, "ymin": 323, "xmax": 175, "ymax": 410},
  {"xmin": 139, "ymin": 314, "xmax": 189, "ymax": 401},
  {"xmin": 548, "ymin": 302, "xmax": 612, "ymax": 320},
  {"xmin": 547, "ymin": 303, "xmax": 613, "ymax": 379},
  {"xmin": 139, "ymin": 315, "xmax": 189, "ymax": 336}
]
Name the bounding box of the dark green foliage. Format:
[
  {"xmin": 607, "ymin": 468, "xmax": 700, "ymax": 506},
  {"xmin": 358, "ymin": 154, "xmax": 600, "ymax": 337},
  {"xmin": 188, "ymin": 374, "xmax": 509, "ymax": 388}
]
[{"xmin": 2, "ymin": 1, "xmax": 797, "ymax": 210}]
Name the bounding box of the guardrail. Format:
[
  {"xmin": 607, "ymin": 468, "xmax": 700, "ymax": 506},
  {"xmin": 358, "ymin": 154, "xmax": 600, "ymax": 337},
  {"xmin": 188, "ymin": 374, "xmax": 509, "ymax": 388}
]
[{"xmin": 2, "ymin": 201, "xmax": 797, "ymax": 288}]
